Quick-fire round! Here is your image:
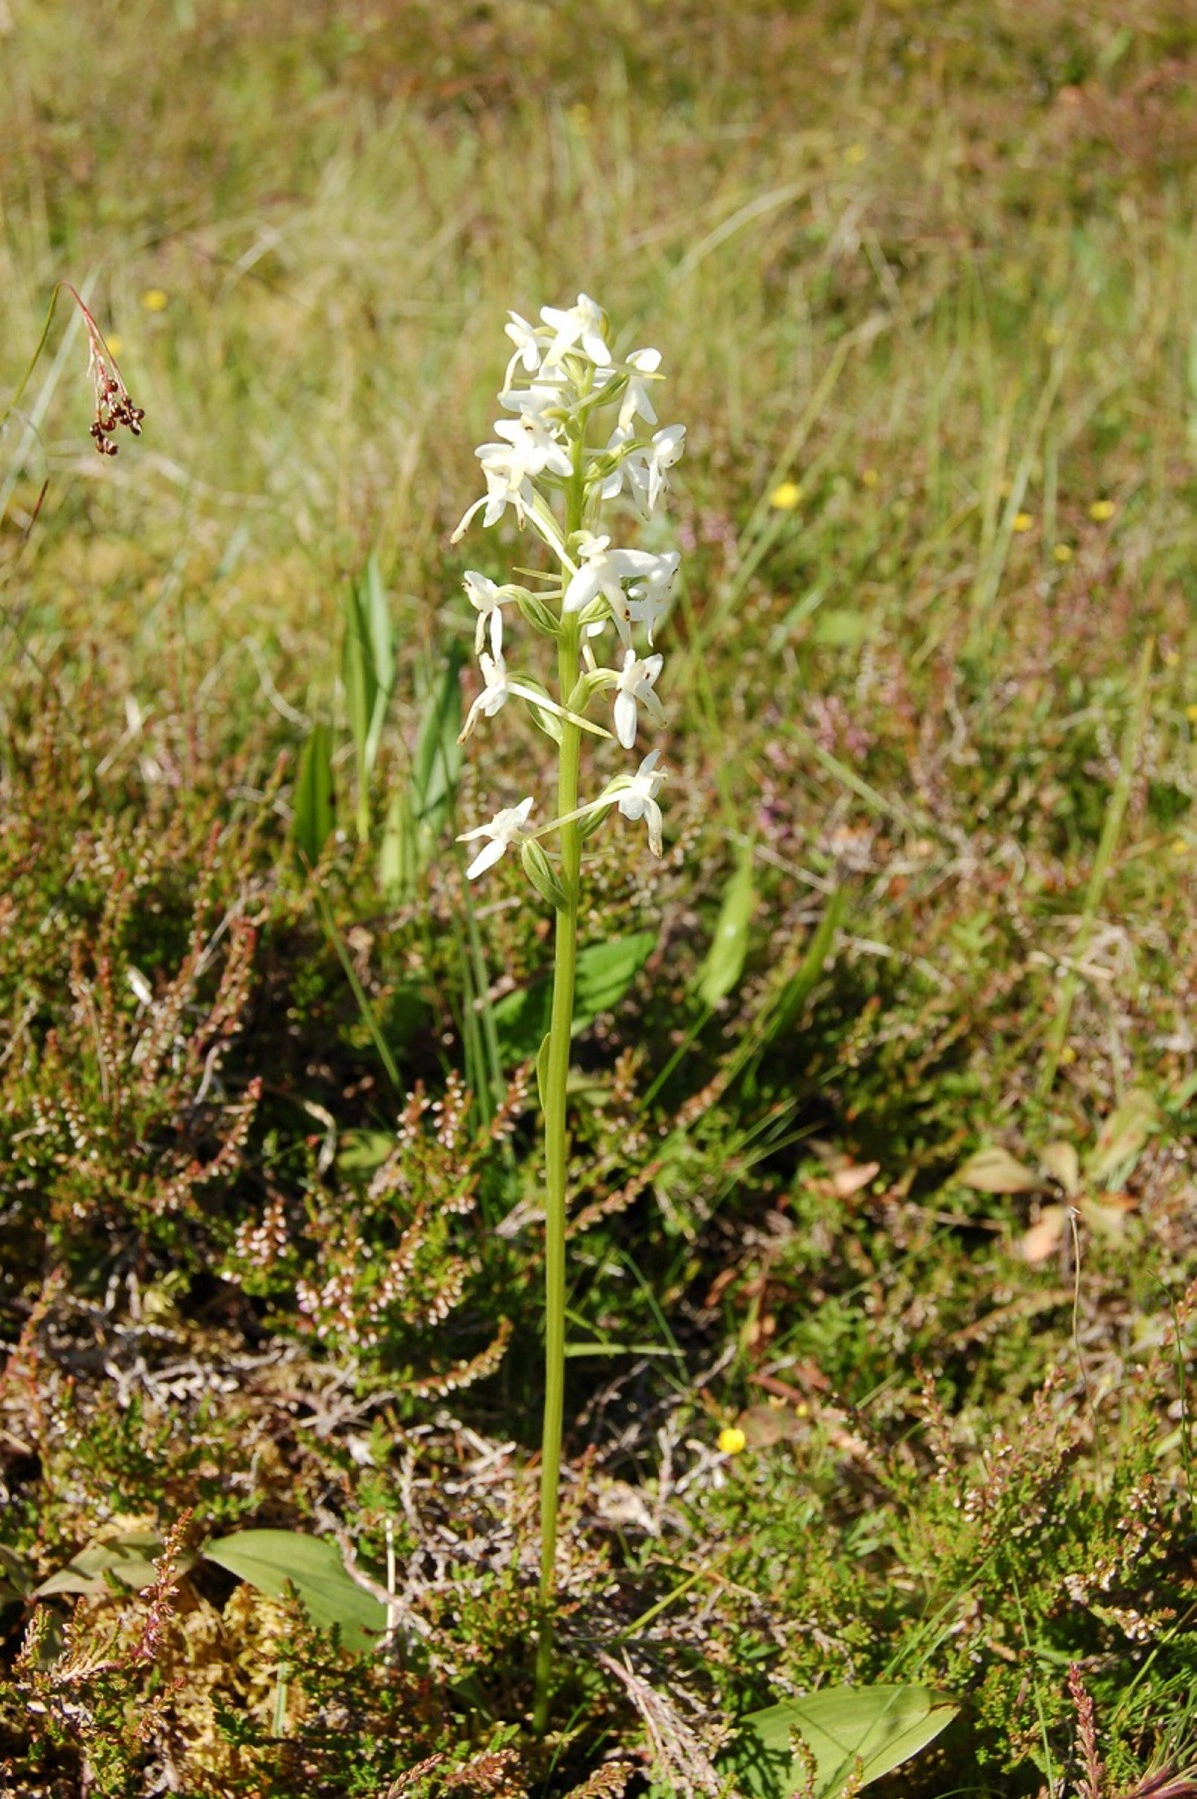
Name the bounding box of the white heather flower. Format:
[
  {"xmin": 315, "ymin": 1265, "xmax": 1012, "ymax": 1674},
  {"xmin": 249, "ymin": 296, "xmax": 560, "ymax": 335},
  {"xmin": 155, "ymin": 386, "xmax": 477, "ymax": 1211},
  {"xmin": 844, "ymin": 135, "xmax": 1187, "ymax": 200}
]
[
  {"xmin": 458, "ymin": 796, "xmax": 535, "ymax": 879},
  {"xmin": 627, "ymin": 550, "xmax": 680, "ymax": 645},
  {"xmin": 613, "ymin": 649, "xmax": 665, "ymax": 749},
  {"xmin": 618, "ymin": 347, "xmax": 662, "ymax": 430},
  {"xmin": 463, "ymin": 570, "xmax": 506, "ymax": 655},
  {"xmin": 614, "ymin": 751, "xmax": 666, "ymax": 856},
  {"xmin": 539, "ymin": 293, "xmax": 612, "ymax": 368}
]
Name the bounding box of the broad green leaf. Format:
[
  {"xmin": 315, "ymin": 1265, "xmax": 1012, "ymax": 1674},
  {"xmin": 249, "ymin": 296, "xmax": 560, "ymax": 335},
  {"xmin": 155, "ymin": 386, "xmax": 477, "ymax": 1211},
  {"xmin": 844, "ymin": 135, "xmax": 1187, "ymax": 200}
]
[
  {"xmin": 359, "ymin": 555, "xmax": 395, "ymax": 772},
  {"xmin": 410, "ymin": 647, "xmax": 463, "ymax": 829},
  {"xmin": 957, "ymin": 1145, "xmax": 1040, "ymax": 1194},
  {"xmin": 343, "ymin": 581, "xmax": 378, "ymax": 777},
  {"xmin": 1089, "ymin": 1088, "xmax": 1158, "ymax": 1185},
  {"xmin": 697, "ymin": 840, "xmax": 756, "ymax": 1009},
  {"xmin": 377, "ymin": 786, "xmax": 411, "ymax": 902},
  {"xmin": 292, "ymin": 723, "xmax": 335, "ymax": 867},
  {"xmin": 493, "ymin": 932, "xmax": 657, "ymax": 1066},
  {"xmin": 36, "ymin": 1532, "xmax": 191, "ymax": 1599},
  {"xmin": 731, "ymin": 1683, "xmax": 957, "ymax": 1799},
  {"xmin": 0, "ymin": 1545, "xmax": 32, "ymax": 1606},
  {"xmin": 1039, "ymin": 1140, "xmax": 1081, "ymax": 1196},
  {"xmin": 573, "ymin": 930, "xmax": 657, "ymax": 1020},
  {"xmin": 204, "ymin": 1529, "xmax": 385, "ymax": 1650},
  {"xmin": 762, "ymin": 888, "xmax": 845, "ymax": 1049}
]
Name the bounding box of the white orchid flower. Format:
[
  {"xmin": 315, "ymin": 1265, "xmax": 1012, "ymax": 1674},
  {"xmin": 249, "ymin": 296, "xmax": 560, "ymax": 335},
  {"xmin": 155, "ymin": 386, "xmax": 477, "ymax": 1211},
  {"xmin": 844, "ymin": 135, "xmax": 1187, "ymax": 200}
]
[
  {"xmin": 628, "ymin": 424, "xmax": 686, "ymax": 516},
  {"xmin": 613, "ymin": 649, "xmax": 665, "ymax": 749},
  {"xmin": 611, "ymin": 751, "xmax": 667, "ymax": 856},
  {"xmin": 463, "ymin": 570, "xmax": 507, "ymax": 656},
  {"xmin": 618, "ymin": 347, "xmax": 662, "ymax": 430},
  {"xmin": 457, "ymin": 796, "xmax": 536, "ymax": 879},
  {"xmin": 503, "ymin": 311, "xmax": 544, "ymax": 381},
  {"xmin": 459, "ymin": 646, "xmax": 611, "ymax": 744},
  {"xmin": 539, "ymin": 293, "xmax": 612, "ymax": 368},
  {"xmin": 563, "ymin": 533, "xmax": 660, "ymax": 641},
  {"xmin": 627, "ymin": 550, "xmax": 680, "ymax": 646},
  {"xmin": 452, "ymin": 401, "xmax": 570, "ymax": 541}
]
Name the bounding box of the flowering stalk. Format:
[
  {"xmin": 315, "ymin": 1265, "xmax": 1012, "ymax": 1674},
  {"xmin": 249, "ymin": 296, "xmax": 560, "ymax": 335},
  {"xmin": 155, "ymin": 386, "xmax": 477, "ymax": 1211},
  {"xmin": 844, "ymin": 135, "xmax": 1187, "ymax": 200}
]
[{"xmin": 451, "ymin": 296, "xmax": 683, "ymax": 1731}]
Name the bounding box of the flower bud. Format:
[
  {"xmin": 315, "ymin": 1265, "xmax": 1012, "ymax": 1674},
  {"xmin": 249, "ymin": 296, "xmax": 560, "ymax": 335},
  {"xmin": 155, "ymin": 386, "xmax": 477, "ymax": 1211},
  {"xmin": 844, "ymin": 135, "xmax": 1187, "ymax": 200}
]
[{"xmin": 521, "ymin": 838, "xmax": 568, "ymax": 909}]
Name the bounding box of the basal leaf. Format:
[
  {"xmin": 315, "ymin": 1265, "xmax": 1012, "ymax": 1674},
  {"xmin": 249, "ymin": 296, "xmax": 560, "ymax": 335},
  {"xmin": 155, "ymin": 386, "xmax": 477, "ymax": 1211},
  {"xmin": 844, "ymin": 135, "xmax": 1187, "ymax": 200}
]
[
  {"xmin": 1089, "ymin": 1088, "xmax": 1158, "ymax": 1185},
  {"xmin": 204, "ymin": 1529, "xmax": 385, "ymax": 1651},
  {"xmin": 360, "ymin": 555, "xmax": 395, "ymax": 772},
  {"xmin": 36, "ymin": 1532, "xmax": 191, "ymax": 1599},
  {"xmin": 697, "ymin": 839, "xmax": 756, "ymax": 1008},
  {"xmin": 411, "ymin": 647, "xmax": 463, "ymax": 828},
  {"xmin": 493, "ymin": 932, "xmax": 657, "ymax": 1067},
  {"xmin": 292, "ymin": 723, "xmax": 335, "ymax": 867},
  {"xmin": 732, "ymin": 1683, "xmax": 957, "ymax": 1799},
  {"xmin": 573, "ymin": 930, "xmax": 657, "ymax": 1020},
  {"xmin": 957, "ymin": 1145, "xmax": 1040, "ymax": 1194}
]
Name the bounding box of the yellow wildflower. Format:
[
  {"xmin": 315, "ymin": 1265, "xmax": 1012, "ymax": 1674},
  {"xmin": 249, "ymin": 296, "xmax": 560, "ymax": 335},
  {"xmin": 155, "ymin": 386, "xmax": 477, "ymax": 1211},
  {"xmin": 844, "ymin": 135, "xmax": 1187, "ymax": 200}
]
[
  {"xmin": 769, "ymin": 481, "xmax": 803, "ymax": 510},
  {"xmin": 1052, "ymin": 544, "xmax": 1073, "ymax": 563},
  {"xmin": 718, "ymin": 1426, "xmax": 747, "ymax": 1456},
  {"xmin": 1089, "ymin": 498, "xmax": 1115, "ymax": 521},
  {"xmin": 1012, "ymin": 512, "xmax": 1034, "ymax": 533},
  {"xmin": 141, "ymin": 289, "xmax": 168, "ymax": 313}
]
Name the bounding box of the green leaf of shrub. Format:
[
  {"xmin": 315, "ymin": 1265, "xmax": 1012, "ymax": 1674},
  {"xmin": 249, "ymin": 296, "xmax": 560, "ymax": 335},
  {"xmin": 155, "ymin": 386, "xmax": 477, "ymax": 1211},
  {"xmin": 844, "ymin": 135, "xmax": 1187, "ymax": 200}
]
[
  {"xmin": 203, "ymin": 1529, "xmax": 385, "ymax": 1650},
  {"xmin": 697, "ymin": 839, "xmax": 756, "ymax": 1008},
  {"xmin": 731, "ymin": 1683, "xmax": 957, "ymax": 1799}
]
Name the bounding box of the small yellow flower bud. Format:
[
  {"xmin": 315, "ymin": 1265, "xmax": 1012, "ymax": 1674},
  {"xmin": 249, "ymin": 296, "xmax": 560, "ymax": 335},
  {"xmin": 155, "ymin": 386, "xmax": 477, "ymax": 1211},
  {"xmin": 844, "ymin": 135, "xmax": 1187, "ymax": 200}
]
[
  {"xmin": 141, "ymin": 288, "xmax": 169, "ymax": 312},
  {"xmin": 718, "ymin": 1426, "xmax": 747, "ymax": 1455},
  {"xmin": 1089, "ymin": 498, "xmax": 1115, "ymax": 521},
  {"xmin": 1012, "ymin": 512, "xmax": 1034, "ymax": 533},
  {"xmin": 1052, "ymin": 543, "xmax": 1073, "ymax": 563},
  {"xmin": 769, "ymin": 481, "xmax": 803, "ymax": 510}
]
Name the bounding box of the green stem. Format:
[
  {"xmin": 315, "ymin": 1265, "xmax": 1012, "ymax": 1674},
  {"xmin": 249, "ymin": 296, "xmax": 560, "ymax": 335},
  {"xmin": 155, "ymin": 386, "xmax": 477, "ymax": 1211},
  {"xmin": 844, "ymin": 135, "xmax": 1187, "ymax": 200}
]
[{"xmin": 533, "ymin": 450, "xmax": 586, "ymax": 1735}]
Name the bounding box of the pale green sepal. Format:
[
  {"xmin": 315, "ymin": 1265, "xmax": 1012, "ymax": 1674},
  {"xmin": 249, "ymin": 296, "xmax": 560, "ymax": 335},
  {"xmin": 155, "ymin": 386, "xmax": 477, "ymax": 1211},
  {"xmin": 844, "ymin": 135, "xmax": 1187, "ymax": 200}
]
[{"xmin": 516, "ymin": 591, "xmax": 563, "ymax": 638}]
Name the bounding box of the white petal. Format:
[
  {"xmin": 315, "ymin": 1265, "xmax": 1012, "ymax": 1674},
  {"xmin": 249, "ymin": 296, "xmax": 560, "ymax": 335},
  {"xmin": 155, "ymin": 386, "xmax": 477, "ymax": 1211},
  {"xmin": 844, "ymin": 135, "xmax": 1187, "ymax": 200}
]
[
  {"xmin": 466, "ymin": 837, "xmax": 508, "ymax": 879},
  {"xmin": 614, "ymin": 690, "xmax": 638, "ymax": 749}
]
